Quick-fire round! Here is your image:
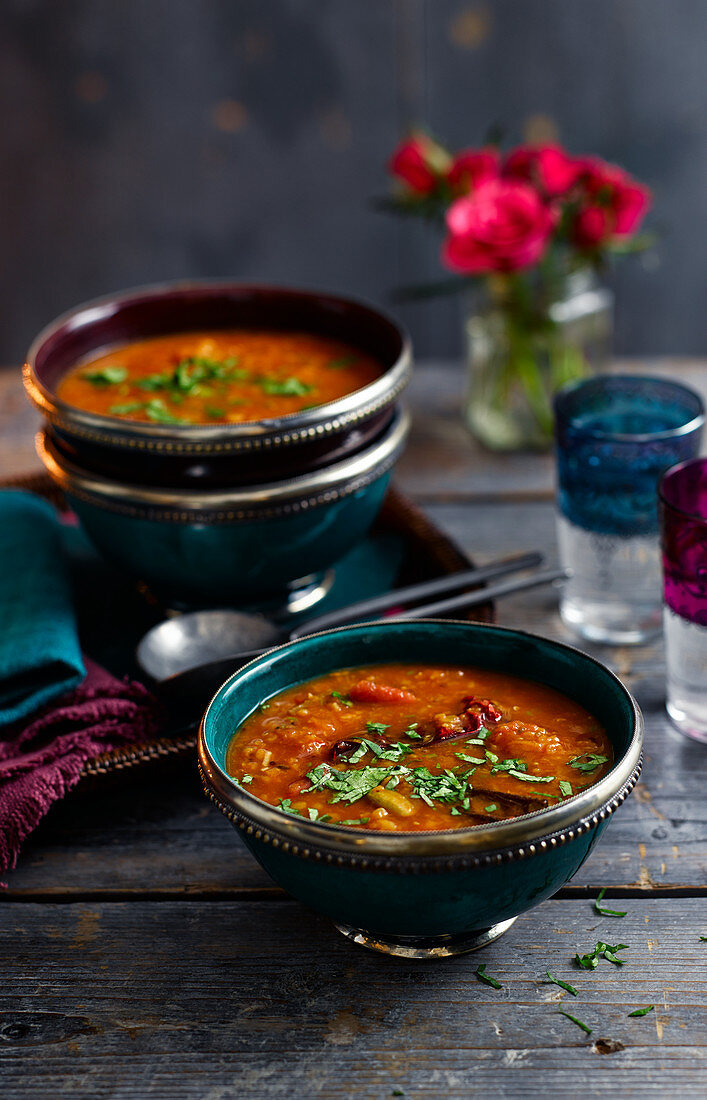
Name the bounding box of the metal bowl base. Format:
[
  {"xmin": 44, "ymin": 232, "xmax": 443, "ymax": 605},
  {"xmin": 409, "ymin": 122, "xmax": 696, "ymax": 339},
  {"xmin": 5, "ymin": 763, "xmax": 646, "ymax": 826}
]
[{"xmin": 333, "ymin": 917, "xmax": 517, "ymax": 959}]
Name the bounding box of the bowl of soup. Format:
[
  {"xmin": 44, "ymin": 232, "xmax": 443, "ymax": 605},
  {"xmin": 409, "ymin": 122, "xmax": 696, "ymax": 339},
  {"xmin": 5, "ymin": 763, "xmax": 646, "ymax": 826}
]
[
  {"xmin": 23, "ymin": 281, "xmax": 411, "ymax": 487},
  {"xmin": 198, "ymin": 619, "xmax": 643, "ymax": 958},
  {"xmin": 36, "ymin": 406, "xmax": 409, "ymax": 607}
]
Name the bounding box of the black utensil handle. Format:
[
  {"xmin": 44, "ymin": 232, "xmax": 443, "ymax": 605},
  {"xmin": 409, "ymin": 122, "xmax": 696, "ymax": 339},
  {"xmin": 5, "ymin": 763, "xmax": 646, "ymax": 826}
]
[
  {"xmin": 289, "ymin": 550, "xmax": 544, "ymax": 639},
  {"xmin": 392, "ymin": 568, "xmax": 571, "ymax": 620}
]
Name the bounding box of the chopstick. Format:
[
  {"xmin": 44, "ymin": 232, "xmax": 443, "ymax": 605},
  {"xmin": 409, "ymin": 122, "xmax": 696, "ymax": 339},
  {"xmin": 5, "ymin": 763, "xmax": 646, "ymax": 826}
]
[
  {"xmin": 290, "ymin": 550, "xmax": 544, "ymax": 638},
  {"xmin": 393, "ymin": 568, "xmax": 570, "ymax": 620}
]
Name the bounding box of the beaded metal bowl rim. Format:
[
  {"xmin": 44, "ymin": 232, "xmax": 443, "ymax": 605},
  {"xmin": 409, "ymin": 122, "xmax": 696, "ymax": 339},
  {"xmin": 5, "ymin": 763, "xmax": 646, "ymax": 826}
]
[
  {"xmin": 35, "ymin": 407, "xmax": 410, "ymax": 520},
  {"xmin": 23, "ymin": 280, "xmax": 413, "ymax": 455},
  {"xmin": 659, "ymin": 457, "xmax": 707, "ymax": 525},
  {"xmin": 554, "ymin": 373, "xmax": 706, "ymax": 444},
  {"xmin": 197, "ymin": 619, "xmax": 644, "ymax": 864}
]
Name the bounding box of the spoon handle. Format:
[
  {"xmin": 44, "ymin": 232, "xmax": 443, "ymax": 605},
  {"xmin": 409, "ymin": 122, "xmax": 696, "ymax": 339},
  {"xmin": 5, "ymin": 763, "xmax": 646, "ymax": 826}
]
[
  {"xmin": 390, "ymin": 567, "xmax": 570, "ymax": 620},
  {"xmin": 288, "ymin": 550, "xmax": 543, "ymax": 640}
]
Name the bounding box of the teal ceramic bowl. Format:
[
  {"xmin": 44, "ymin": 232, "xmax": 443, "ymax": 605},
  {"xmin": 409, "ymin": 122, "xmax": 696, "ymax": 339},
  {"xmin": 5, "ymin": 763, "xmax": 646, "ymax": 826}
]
[
  {"xmin": 37, "ymin": 407, "xmax": 408, "ymax": 607},
  {"xmin": 198, "ymin": 620, "xmax": 643, "ymax": 958}
]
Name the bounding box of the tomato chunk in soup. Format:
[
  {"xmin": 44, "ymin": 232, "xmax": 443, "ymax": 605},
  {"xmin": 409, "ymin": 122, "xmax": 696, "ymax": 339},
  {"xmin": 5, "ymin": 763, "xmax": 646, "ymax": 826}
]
[{"xmin": 226, "ymin": 664, "xmax": 613, "ymax": 832}]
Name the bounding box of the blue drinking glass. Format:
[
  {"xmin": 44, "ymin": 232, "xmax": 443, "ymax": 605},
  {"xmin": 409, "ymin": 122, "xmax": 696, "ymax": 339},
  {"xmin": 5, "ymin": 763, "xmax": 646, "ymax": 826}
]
[{"xmin": 553, "ymin": 375, "xmax": 704, "ymax": 645}]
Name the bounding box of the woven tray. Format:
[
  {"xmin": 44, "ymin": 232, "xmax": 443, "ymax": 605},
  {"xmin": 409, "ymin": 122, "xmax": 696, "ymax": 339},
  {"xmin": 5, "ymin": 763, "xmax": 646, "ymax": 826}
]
[{"xmin": 3, "ymin": 472, "xmax": 493, "ymax": 784}]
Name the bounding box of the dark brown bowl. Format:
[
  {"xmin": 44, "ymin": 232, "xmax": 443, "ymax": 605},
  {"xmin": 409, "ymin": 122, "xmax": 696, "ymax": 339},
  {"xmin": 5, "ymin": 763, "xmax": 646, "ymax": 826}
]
[{"xmin": 23, "ymin": 280, "xmax": 412, "ymax": 488}]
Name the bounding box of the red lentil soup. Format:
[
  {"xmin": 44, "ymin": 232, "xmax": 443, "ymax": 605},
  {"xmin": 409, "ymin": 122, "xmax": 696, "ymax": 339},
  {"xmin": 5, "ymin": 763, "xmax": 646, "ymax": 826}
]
[
  {"xmin": 226, "ymin": 663, "xmax": 613, "ymax": 832},
  {"xmin": 56, "ymin": 330, "xmax": 381, "ymax": 425}
]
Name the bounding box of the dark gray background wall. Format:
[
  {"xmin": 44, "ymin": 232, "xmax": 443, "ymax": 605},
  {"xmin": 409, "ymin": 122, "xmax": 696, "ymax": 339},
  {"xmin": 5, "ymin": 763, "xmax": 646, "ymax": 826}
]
[{"xmin": 0, "ymin": 0, "xmax": 702, "ymax": 362}]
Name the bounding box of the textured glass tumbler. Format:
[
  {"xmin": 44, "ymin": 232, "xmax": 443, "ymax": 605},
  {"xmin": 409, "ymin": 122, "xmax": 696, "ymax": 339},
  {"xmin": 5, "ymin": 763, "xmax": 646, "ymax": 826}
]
[
  {"xmin": 554, "ymin": 376, "xmax": 704, "ymax": 645},
  {"xmin": 660, "ymin": 459, "xmax": 707, "ymax": 741}
]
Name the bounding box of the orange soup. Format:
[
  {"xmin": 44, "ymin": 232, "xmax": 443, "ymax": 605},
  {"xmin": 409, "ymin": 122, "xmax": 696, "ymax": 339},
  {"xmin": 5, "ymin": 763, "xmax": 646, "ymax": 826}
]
[
  {"xmin": 226, "ymin": 663, "xmax": 613, "ymax": 832},
  {"xmin": 56, "ymin": 330, "xmax": 382, "ymax": 425}
]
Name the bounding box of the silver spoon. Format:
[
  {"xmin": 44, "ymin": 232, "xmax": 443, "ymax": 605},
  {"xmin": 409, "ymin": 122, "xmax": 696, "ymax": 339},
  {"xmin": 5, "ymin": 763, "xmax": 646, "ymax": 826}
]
[{"xmin": 137, "ymin": 551, "xmax": 544, "ymax": 681}]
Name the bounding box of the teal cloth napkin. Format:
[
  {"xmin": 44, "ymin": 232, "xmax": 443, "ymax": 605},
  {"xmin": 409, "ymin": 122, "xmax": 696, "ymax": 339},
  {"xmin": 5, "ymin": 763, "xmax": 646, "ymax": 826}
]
[{"xmin": 0, "ymin": 492, "xmax": 85, "ymax": 726}]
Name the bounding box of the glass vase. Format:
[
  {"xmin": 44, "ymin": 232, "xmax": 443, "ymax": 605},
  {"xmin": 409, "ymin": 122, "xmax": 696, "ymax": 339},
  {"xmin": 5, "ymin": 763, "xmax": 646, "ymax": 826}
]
[{"xmin": 463, "ymin": 269, "xmax": 613, "ymax": 452}]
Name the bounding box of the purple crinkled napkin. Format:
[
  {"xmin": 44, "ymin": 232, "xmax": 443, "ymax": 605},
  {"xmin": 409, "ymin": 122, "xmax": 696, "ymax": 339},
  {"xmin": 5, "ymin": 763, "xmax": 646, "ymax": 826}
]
[{"xmin": 0, "ymin": 657, "xmax": 163, "ymax": 878}]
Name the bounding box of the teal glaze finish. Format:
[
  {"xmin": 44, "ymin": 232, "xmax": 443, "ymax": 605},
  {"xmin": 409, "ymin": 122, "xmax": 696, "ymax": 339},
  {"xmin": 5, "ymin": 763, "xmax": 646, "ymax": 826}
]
[
  {"xmin": 199, "ymin": 620, "xmax": 643, "ymax": 941},
  {"xmin": 238, "ymin": 818, "xmax": 610, "ymax": 938},
  {"xmin": 67, "ymin": 474, "xmax": 390, "ymax": 605}
]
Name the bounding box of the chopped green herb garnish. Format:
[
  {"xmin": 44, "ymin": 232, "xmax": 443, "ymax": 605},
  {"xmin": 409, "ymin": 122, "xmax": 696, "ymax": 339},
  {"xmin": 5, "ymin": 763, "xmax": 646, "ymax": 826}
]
[
  {"xmin": 450, "ymin": 807, "xmax": 462, "ymax": 816},
  {"xmin": 205, "ymin": 405, "xmax": 225, "ymax": 418},
  {"xmin": 474, "ymin": 964, "xmax": 502, "ymax": 989},
  {"xmin": 476, "ymin": 727, "xmax": 490, "ymax": 740},
  {"xmin": 305, "ymin": 763, "xmax": 395, "ymax": 804},
  {"xmin": 82, "ymin": 365, "xmax": 128, "ymax": 385},
  {"xmin": 143, "ymin": 398, "xmax": 187, "ymax": 424},
  {"xmin": 559, "ymin": 780, "xmax": 573, "ymax": 798},
  {"xmin": 259, "ymin": 376, "xmax": 313, "ymax": 396},
  {"xmin": 575, "ymin": 941, "xmax": 629, "ymax": 969},
  {"xmin": 108, "ymin": 401, "xmax": 144, "ymax": 415},
  {"xmin": 490, "ymin": 757, "xmax": 525, "ymax": 774},
  {"xmin": 465, "ymin": 738, "xmax": 486, "ymax": 746},
  {"xmin": 546, "ymin": 970, "xmax": 578, "ymax": 996},
  {"xmin": 341, "ymin": 817, "xmax": 370, "ymax": 825},
  {"xmin": 508, "ymin": 769, "xmax": 555, "ymax": 783},
  {"xmin": 484, "ymin": 750, "xmax": 499, "ymax": 765},
  {"xmin": 558, "ymin": 1009, "xmax": 592, "ymax": 1035},
  {"xmin": 331, "ymin": 691, "xmax": 353, "ymax": 707},
  {"xmin": 484, "ymin": 803, "xmax": 498, "ymax": 813},
  {"xmin": 328, "ymin": 355, "xmax": 358, "ymax": 368},
  {"xmin": 628, "ymin": 1004, "xmax": 654, "ymax": 1017},
  {"xmin": 594, "ymin": 888, "xmax": 627, "ymax": 917},
  {"xmin": 259, "ymin": 703, "xmax": 270, "ymax": 711},
  {"xmin": 454, "ymin": 753, "xmax": 486, "ymax": 765},
  {"xmin": 569, "ymin": 753, "xmax": 610, "ymax": 774},
  {"xmin": 240, "ymin": 774, "xmax": 253, "ymax": 785},
  {"xmin": 307, "ymin": 808, "xmax": 332, "ymax": 822},
  {"xmin": 278, "ymin": 798, "xmax": 303, "ymax": 817},
  {"xmin": 366, "ymin": 722, "xmax": 391, "ymax": 737}
]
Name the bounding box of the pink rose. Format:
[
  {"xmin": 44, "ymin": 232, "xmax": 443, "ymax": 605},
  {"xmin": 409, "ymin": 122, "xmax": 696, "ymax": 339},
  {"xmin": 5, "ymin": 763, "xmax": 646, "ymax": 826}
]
[
  {"xmin": 442, "ymin": 179, "xmax": 556, "ymax": 274},
  {"xmin": 504, "ymin": 144, "xmax": 583, "ymax": 198},
  {"xmin": 388, "ymin": 135, "xmax": 450, "ymax": 195},
  {"xmin": 572, "ymin": 158, "xmax": 651, "ymax": 247},
  {"xmin": 447, "ymin": 148, "xmax": 500, "ymax": 195}
]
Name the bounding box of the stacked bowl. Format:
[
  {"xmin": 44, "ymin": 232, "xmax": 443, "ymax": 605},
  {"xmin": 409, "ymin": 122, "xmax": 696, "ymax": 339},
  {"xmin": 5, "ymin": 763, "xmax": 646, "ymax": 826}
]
[{"xmin": 24, "ymin": 281, "xmax": 412, "ymax": 607}]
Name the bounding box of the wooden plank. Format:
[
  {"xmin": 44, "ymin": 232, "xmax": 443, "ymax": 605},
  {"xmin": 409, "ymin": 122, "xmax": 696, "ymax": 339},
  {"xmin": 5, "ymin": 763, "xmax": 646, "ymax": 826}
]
[{"xmin": 0, "ymin": 898, "xmax": 705, "ymax": 1098}]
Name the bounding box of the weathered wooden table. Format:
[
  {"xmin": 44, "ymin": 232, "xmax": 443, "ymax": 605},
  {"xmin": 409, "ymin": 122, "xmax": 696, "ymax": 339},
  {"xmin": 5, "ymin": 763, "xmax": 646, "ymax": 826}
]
[{"xmin": 2, "ymin": 362, "xmax": 706, "ymax": 1098}]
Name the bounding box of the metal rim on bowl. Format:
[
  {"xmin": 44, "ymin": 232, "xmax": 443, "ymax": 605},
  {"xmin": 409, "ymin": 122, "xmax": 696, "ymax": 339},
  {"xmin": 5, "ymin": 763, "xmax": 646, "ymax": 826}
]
[
  {"xmin": 36, "ymin": 406, "xmax": 410, "ymax": 522},
  {"xmin": 197, "ymin": 620, "xmax": 644, "ymax": 871},
  {"xmin": 23, "ymin": 280, "xmax": 413, "ymax": 456}
]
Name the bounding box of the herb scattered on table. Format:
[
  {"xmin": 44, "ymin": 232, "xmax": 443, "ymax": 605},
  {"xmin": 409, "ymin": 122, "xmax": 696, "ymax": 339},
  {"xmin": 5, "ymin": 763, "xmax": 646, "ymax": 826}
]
[
  {"xmin": 628, "ymin": 1004, "xmax": 654, "ymax": 1017},
  {"xmin": 575, "ymin": 941, "xmax": 629, "ymax": 969},
  {"xmin": 546, "ymin": 970, "xmax": 578, "ymax": 996},
  {"xmin": 474, "ymin": 963, "xmax": 502, "ymax": 989},
  {"xmin": 558, "ymin": 1009, "xmax": 592, "ymax": 1035},
  {"xmin": 594, "ymin": 887, "xmax": 627, "ymax": 917}
]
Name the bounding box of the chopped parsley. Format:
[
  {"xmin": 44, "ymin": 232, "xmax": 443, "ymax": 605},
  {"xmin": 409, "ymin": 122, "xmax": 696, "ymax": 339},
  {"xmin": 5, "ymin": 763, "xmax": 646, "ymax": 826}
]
[
  {"xmin": 259, "ymin": 376, "xmax": 313, "ymax": 397},
  {"xmin": 143, "ymin": 398, "xmax": 187, "ymax": 424},
  {"xmin": 307, "ymin": 808, "xmax": 331, "ymax": 822},
  {"xmin": 331, "ymin": 691, "xmax": 353, "ymax": 707},
  {"xmin": 341, "ymin": 817, "xmax": 370, "ymax": 826},
  {"xmin": 628, "ymin": 1005, "xmax": 654, "ymax": 1017},
  {"xmin": 575, "ymin": 941, "xmax": 628, "ymax": 969},
  {"xmin": 484, "ymin": 803, "xmax": 498, "ymax": 813},
  {"xmin": 108, "ymin": 401, "xmax": 144, "ymax": 415},
  {"xmin": 490, "ymin": 756, "xmax": 523, "ymax": 774},
  {"xmin": 304, "ymin": 762, "xmax": 395, "ymax": 804},
  {"xmin": 594, "ymin": 888, "xmax": 627, "ymax": 917},
  {"xmin": 403, "ymin": 723, "xmax": 422, "ymax": 740},
  {"xmin": 278, "ymin": 798, "xmax": 303, "ymax": 817},
  {"xmin": 366, "ymin": 722, "xmax": 391, "ymax": 737},
  {"xmin": 205, "ymin": 405, "xmax": 225, "ymax": 418},
  {"xmin": 328, "ymin": 355, "xmax": 358, "ymax": 368},
  {"xmin": 559, "ymin": 780, "xmax": 573, "ymax": 798},
  {"xmin": 546, "ymin": 970, "xmax": 578, "ymax": 996},
  {"xmin": 558, "ymin": 1009, "xmax": 592, "ymax": 1035},
  {"xmin": 454, "ymin": 753, "xmax": 486, "ymax": 765},
  {"xmin": 240, "ymin": 774, "xmax": 253, "ymax": 785},
  {"xmin": 82, "ymin": 365, "xmax": 127, "ymax": 385},
  {"xmin": 508, "ymin": 769, "xmax": 555, "ymax": 783},
  {"xmin": 569, "ymin": 753, "xmax": 610, "ymax": 774},
  {"xmin": 474, "ymin": 964, "xmax": 502, "ymax": 989}
]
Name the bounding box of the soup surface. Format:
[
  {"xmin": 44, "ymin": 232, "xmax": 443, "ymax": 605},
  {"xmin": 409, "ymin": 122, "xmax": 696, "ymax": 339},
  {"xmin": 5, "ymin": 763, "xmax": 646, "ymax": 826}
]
[
  {"xmin": 56, "ymin": 331, "xmax": 381, "ymax": 425},
  {"xmin": 226, "ymin": 663, "xmax": 613, "ymax": 832}
]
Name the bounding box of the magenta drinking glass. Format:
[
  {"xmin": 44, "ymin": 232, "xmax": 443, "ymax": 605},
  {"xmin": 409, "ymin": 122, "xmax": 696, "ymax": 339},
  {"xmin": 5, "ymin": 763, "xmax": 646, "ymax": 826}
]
[{"xmin": 660, "ymin": 458, "xmax": 707, "ymax": 741}]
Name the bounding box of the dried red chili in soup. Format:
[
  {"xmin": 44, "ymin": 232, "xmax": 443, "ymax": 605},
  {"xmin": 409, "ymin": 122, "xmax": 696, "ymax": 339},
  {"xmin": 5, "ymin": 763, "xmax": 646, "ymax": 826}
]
[{"xmin": 226, "ymin": 664, "xmax": 613, "ymax": 831}]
